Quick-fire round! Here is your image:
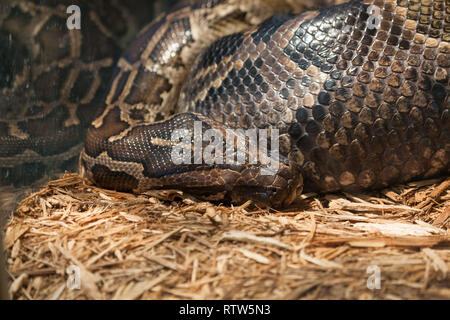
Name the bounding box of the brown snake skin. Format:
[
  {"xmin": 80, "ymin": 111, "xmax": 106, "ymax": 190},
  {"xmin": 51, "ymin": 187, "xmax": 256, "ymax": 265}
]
[
  {"xmin": 1, "ymin": 0, "xmax": 449, "ymax": 207},
  {"xmin": 0, "ymin": 0, "xmax": 167, "ymax": 187}
]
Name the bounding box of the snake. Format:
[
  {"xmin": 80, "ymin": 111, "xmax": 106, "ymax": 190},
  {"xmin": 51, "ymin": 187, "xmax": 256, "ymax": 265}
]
[{"xmin": 0, "ymin": 0, "xmax": 449, "ymax": 208}]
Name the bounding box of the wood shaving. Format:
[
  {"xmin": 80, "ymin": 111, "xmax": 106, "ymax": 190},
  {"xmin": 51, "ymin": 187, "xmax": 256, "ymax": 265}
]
[{"xmin": 1, "ymin": 174, "xmax": 449, "ymax": 299}]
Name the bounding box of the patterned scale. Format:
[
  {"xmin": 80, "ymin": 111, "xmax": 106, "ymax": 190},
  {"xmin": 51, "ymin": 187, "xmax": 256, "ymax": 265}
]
[{"xmin": 178, "ymin": 0, "xmax": 449, "ymax": 194}]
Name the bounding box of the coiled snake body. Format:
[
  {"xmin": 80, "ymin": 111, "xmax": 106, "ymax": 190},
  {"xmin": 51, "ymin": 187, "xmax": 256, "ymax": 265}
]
[{"xmin": 1, "ymin": 0, "xmax": 449, "ymax": 207}]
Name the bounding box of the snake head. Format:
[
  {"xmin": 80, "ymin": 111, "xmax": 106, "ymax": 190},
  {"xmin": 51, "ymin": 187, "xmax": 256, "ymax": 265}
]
[{"xmin": 81, "ymin": 112, "xmax": 304, "ymax": 208}]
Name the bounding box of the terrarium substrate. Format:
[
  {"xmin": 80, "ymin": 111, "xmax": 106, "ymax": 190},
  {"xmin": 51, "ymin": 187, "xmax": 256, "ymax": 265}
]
[{"xmin": 2, "ymin": 173, "xmax": 449, "ymax": 299}]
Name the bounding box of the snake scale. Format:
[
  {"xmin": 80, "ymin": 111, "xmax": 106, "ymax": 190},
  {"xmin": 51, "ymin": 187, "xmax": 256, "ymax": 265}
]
[{"xmin": 0, "ymin": 0, "xmax": 449, "ymax": 208}]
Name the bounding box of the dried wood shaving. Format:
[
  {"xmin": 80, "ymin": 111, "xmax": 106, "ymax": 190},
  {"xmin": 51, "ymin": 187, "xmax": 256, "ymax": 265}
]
[{"xmin": 1, "ymin": 173, "xmax": 449, "ymax": 300}]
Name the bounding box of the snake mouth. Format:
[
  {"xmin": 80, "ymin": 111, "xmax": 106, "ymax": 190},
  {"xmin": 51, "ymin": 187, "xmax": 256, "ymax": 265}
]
[{"xmin": 145, "ymin": 182, "xmax": 303, "ymax": 209}]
